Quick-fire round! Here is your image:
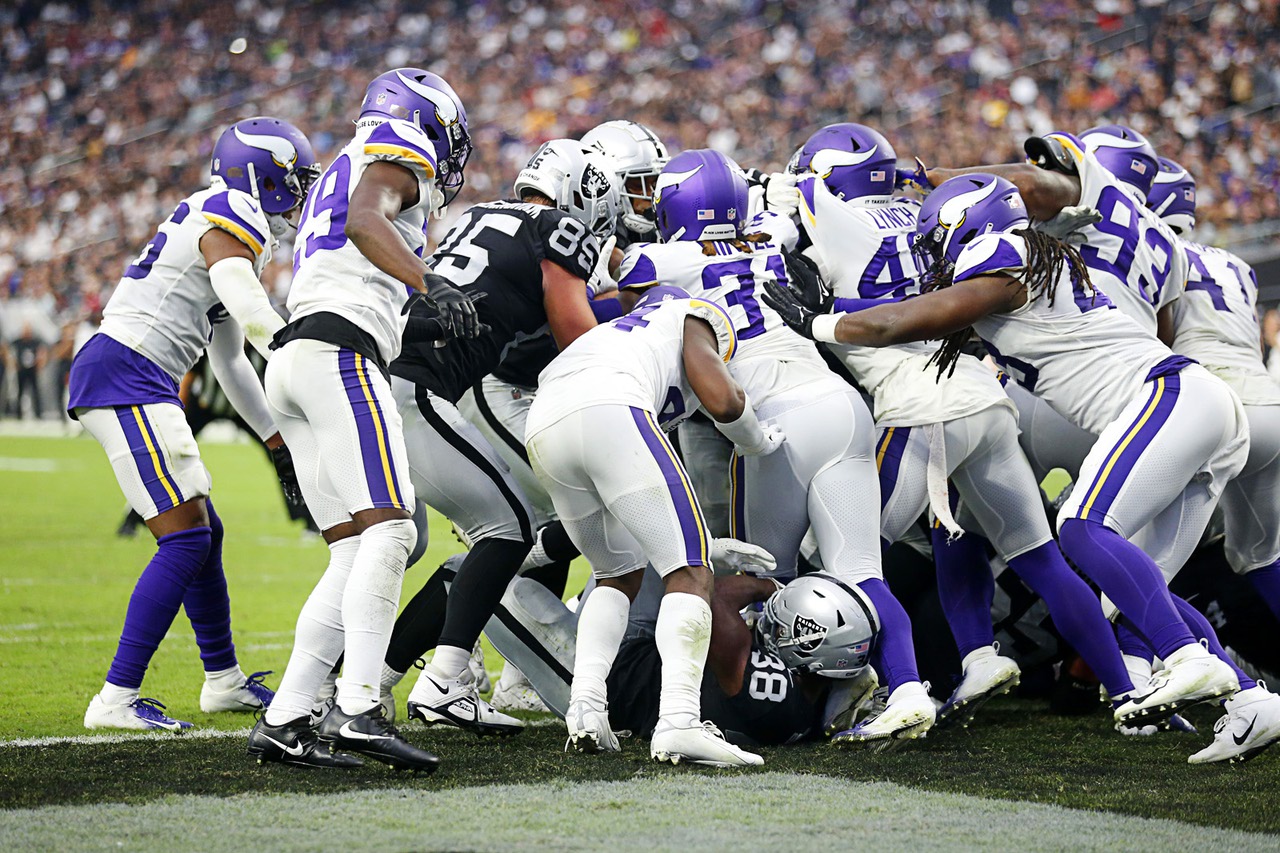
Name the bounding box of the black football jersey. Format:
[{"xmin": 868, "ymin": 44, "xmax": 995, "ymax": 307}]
[
  {"xmin": 391, "ymin": 201, "xmax": 598, "ymax": 402},
  {"xmin": 700, "ymin": 639, "xmax": 825, "ymax": 746}
]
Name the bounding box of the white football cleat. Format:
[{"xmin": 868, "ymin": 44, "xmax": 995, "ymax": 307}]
[
  {"xmin": 84, "ymin": 694, "xmax": 192, "ymax": 732},
  {"xmin": 406, "ymin": 668, "xmax": 524, "ymax": 736},
  {"xmin": 650, "ymin": 719, "xmax": 763, "ymax": 767},
  {"xmin": 492, "ymin": 665, "xmax": 549, "ymax": 713},
  {"xmin": 1113, "ymin": 644, "xmax": 1239, "ymax": 726},
  {"xmin": 565, "ymin": 701, "xmax": 620, "ymax": 753},
  {"xmin": 832, "ymin": 682, "xmax": 935, "ymax": 751},
  {"xmin": 937, "ymin": 646, "xmax": 1020, "ymax": 729},
  {"xmin": 1188, "ymin": 684, "xmax": 1280, "ymax": 765},
  {"xmin": 200, "ymin": 671, "xmax": 274, "ymax": 713}
]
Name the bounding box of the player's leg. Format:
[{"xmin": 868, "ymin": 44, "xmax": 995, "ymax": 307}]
[
  {"xmin": 1058, "ymin": 367, "xmax": 1248, "ymax": 725},
  {"xmin": 1219, "ymin": 404, "xmax": 1280, "ymax": 622},
  {"xmin": 395, "ymin": 382, "xmax": 531, "ymax": 735},
  {"xmin": 77, "ymin": 402, "xmax": 215, "ymax": 731}
]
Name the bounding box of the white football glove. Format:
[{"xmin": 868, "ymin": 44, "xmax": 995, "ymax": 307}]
[
  {"xmin": 738, "ymin": 423, "xmax": 785, "ymax": 457},
  {"xmin": 586, "ymin": 234, "xmax": 619, "ymax": 297},
  {"xmin": 763, "ymin": 171, "xmax": 801, "ymax": 216},
  {"xmin": 710, "ymin": 538, "xmax": 777, "ymax": 575},
  {"xmin": 1038, "ymin": 205, "xmax": 1102, "ymax": 245}
]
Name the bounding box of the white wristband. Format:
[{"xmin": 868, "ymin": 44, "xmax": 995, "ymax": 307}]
[
  {"xmin": 715, "ymin": 400, "xmax": 766, "ymax": 452},
  {"xmin": 810, "ymin": 313, "xmax": 842, "ymax": 344}
]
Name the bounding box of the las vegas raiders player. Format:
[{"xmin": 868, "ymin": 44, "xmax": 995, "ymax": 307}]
[
  {"xmin": 69, "ymin": 116, "xmax": 318, "ymax": 731},
  {"xmin": 381, "ymin": 140, "xmax": 619, "ymax": 735}
]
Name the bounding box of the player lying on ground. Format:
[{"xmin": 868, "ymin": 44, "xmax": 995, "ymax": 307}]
[{"xmin": 69, "ymin": 116, "xmax": 318, "ymax": 731}]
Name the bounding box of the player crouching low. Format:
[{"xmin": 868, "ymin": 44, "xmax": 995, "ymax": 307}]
[{"xmin": 525, "ymin": 287, "xmax": 783, "ymax": 766}]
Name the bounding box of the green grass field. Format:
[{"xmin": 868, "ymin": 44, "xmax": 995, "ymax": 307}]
[{"xmin": 1, "ymin": 433, "xmax": 1278, "ymax": 850}]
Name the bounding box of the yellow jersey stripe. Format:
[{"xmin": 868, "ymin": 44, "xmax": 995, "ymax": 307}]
[
  {"xmin": 203, "ymin": 214, "xmax": 264, "ymax": 257},
  {"xmin": 354, "ymin": 354, "xmax": 403, "ymax": 509},
  {"xmin": 364, "ymin": 144, "xmax": 436, "ymax": 179},
  {"xmin": 875, "ymin": 427, "xmax": 897, "ymax": 471},
  {"xmin": 131, "ymin": 406, "xmax": 179, "ymax": 508},
  {"xmin": 1080, "ymin": 378, "xmax": 1165, "ymax": 518},
  {"xmin": 646, "ymin": 412, "xmax": 709, "ymax": 564}
]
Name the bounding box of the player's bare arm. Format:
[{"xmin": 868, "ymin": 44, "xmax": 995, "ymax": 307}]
[
  {"xmin": 682, "ymin": 317, "xmax": 745, "ymax": 422},
  {"xmin": 542, "ymin": 259, "xmax": 598, "ymax": 350},
  {"xmin": 706, "ymin": 574, "xmax": 779, "ymax": 696},
  {"xmin": 928, "ymin": 163, "xmax": 1081, "ymax": 222},
  {"xmin": 345, "ymin": 160, "xmax": 427, "ymax": 289},
  {"xmin": 827, "ymin": 275, "xmax": 1025, "ymax": 348}
]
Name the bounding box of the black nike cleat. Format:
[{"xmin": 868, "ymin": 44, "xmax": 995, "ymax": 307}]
[
  {"xmin": 317, "ymin": 704, "xmax": 441, "ymax": 772},
  {"xmin": 247, "ymin": 715, "xmax": 364, "ymax": 768}
]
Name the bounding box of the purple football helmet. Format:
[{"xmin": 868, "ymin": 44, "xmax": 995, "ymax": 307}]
[
  {"xmin": 913, "ymin": 174, "xmax": 1029, "ymax": 271},
  {"xmin": 360, "ymin": 68, "xmax": 472, "ymax": 205},
  {"xmin": 653, "ymin": 150, "xmax": 749, "ymax": 243},
  {"xmin": 1080, "ymin": 124, "xmax": 1159, "ymax": 198},
  {"xmin": 789, "ymin": 123, "xmax": 897, "ymax": 200},
  {"xmin": 634, "ymin": 285, "xmax": 691, "ymax": 309},
  {"xmin": 1145, "ymin": 157, "xmax": 1196, "ymax": 234},
  {"xmin": 211, "ymin": 117, "xmax": 319, "ymax": 215}
]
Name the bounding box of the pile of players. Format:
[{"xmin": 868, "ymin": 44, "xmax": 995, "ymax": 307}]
[{"xmin": 68, "ymin": 65, "xmax": 1280, "ymax": 772}]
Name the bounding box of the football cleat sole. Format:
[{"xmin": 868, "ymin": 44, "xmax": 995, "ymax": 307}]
[
  {"xmin": 406, "ymin": 701, "xmax": 524, "ymax": 738},
  {"xmin": 937, "ymin": 671, "xmax": 1021, "ymax": 730},
  {"xmin": 1115, "ymin": 685, "xmax": 1236, "ymax": 727}
]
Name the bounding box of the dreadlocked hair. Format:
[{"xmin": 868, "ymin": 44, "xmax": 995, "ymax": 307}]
[
  {"xmin": 924, "ymin": 227, "xmax": 1093, "ymax": 380},
  {"xmin": 699, "ymin": 236, "xmax": 761, "ymax": 256}
]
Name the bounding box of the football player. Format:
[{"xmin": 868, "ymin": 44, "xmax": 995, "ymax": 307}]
[
  {"xmin": 779, "ymin": 123, "xmax": 1136, "ymax": 728},
  {"xmin": 525, "ymin": 285, "xmax": 781, "ymax": 766},
  {"xmin": 249, "ymin": 68, "xmax": 479, "ymax": 772},
  {"xmin": 617, "ymin": 150, "xmax": 935, "ymax": 749},
  {"xmin": 68, "ymin": 116, "xmax": 318, "ymax": 730},
  {"xmin": 763, "ymin": 174, "xmax": 1253, "ymax": 739},
  {"xmin": 1147, "ymin": 158, "xmax": 1280, "ymax": 762}
]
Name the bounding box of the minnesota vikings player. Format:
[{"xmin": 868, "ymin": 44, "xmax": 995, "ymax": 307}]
[
  {"xmin": 764, "ymin": 174, "xmax": 1251, "ymax": 736},
  {"xmin": 526, "ymin": 287, "xmax": 780, "ymax": 766},
  {"xmin": 617, "ymin": 150, "xmax": 935, "ymax": 749},
  {"xmin": 1146, "ymin": 158, "xmax": 1280, "ymax": 762},
  {"xmin": 69, "ymin": 116, "xmax": 318, "ymax": 731},
  {"xmin": 249, "ymin": 69, "xmax": 479, "ymax": 771},
  {"xmin": 782, "ymin": 123, "xmax": 1136, "ymax": 727}
]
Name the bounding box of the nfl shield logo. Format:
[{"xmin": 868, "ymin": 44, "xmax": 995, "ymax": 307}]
[{"xmin": 376, "ymin": 93, "xmax": 387, "ymax": 105}]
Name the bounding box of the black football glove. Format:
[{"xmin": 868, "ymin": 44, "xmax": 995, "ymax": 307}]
[
  {"xmin": 403, "ymin": 286, "xmax": 489, "ymax": 343},
  {"xmin": 420, "ymin": 272, "xmax": 483, "ymax": 339},
  {"xmin": 269, "ymin": 444, "xmax": 307, "ymax": 519},
  {"xmin": 761, "ymin": 278, "xmax": 820, "ymax": 340},
  {"xmin": 781, "ymin": 249, "xmax": 832, "ymax": 312}
]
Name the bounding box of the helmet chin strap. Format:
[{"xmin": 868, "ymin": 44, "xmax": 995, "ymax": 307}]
[{"xmin": 246, "ymin": 161, "xmax": 262, "ymax": 204}]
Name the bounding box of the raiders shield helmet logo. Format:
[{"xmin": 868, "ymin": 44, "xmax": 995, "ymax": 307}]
[{"xmin": 792, "ymin": 614, "xmax": 827, "ymax": 653}]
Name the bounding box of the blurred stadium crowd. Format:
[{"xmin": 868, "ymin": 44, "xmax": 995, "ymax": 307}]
[{"xmin": 1, "ymin": 0, "xmax": 1278, "ymax": 418}]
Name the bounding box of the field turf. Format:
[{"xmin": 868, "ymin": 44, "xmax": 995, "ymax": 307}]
[{"xmin": 1, "ymin": 433, "xmax": 1278, "ymax": 850}]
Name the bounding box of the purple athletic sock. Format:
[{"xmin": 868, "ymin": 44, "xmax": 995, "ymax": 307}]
[
  {"xmin": 1115, "ymin": 617, "xmax": 1155, "ymax": 661},
  {"xmin": 183, "ymin": 501, "xmax": 238, "ymax": 673},
  {"xmin": 930, "ymin": 527, "xmax": 996, "ymax": 658},
  {"xmin": 106, "ymin": 525, "xmax": 212, "ymax": 689},
  {"xmin": 1058, "ymin": 519, "xmax": 1194, "ymax": 659},
  {"xmin": 1171, "ymin": 594, "xmax": 1255, "ymax": 691},
  {"xmin": 1008, "ymin": 541, "xmax": 1133, "ymax": 697},
  {"xmin": 1246, "ymin": 563, "xmax": 1280, "ymax": 624},
  {"xmin": 858, "ymin": 577, "xmax": 921, "ymax": 692}
]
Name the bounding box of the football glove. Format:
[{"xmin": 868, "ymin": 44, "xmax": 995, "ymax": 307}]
[
  {"xmin": 1038, "ymin": 205, "xmax": 1102, "ymax": 245},
  {"xmin": 895, "ymin": 157, "xmax": 932, "ymax": 194},
  {"xmin": 782, "ymin": 250, "xmax": 831, "ymax": 312},
  {"xmin": 761, "ymin": 278, "xmax": 821, "ymax": 340},
  {"xmin": 402, "ymin": 287, "xmax": 489, "ymax": 342},
  {"xmin": 421, "ymin": 271, "xmax": 484, "ymax": 339},
  {"xmin": 710, "ymin": 538, "xmax": 777, "ymax": 575},
  {"xmin": 762, "ymin": 171, "xmax": 801, "ymax": 216},
  {"xmin": 1024, "ymin": 135, "xmax": 1079, "ymax": 176},
  {"xmin": 270, "ymin": 444, "xmax": 307, "ymax": 519},
  {"xmin": 587, "ymin": 234, "xmax": 619, "ymax": 297}
]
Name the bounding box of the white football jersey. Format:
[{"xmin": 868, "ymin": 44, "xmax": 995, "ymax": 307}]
[
  {"xmin": 956, "ymin": 231, "xmax": 1176, "ymax": 434},
  {"xmin": 1173, "ymin": 243, "xmax": 1280, "ymax": 405},
  {"xmin": 617, "ymin": 240, "xmax": 832, "ymax": 404},
  {"xmin": 1064, "ymin": 146, "xmax": 1188, "ymax": 333},
  {"xmin": 98, "ymin": 186, "xmax": 272, "ymax": 382},
  {"xmin": 288, "ymin": 119, "xmax": 440, "ymax": 365},
  {"xmin": 794, "ymin": 176, "xmax": 1010, "ymax": 426},
  {"xmin": 527, "ymin": 298, "xmax": 737, "ymax": 436}
]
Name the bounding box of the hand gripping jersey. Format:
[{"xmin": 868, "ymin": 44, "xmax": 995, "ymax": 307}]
[
  {"xmin": 288, "ymin": 119, "xmax": 440, "ymax": 365},
  {"xmin": 91, "ymin": 187, "xmax": 272, "ymax": 387},
  {"xmin": 1056, "ymin": 143, "xmax": 1188, "ymax": 333},
  {"xmin": 1173, "ymin": 243, "xmax": 1280, "ymax": 406},
  {"xmin": 794, "ymin": 175, "xmax": 1009, "ymax": 426},
  {"xmin": 526, "ymin": 297, "xmax": 737, "ymax": 437},
  {"xmin": 617, "ymin": 240, "xmax": 831, "ymax": 405},
  {"xmin": 391, "ymin": 200, "xmax": 600, "ymax": 402},
  {"xmin": 955, "ymin": 231, "xmax": 1181, "ymax": 435}
]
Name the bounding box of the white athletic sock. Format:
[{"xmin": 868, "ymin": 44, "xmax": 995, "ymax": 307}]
[
  {"xmin": 655, "ymin": 591, "xmax": 712, "ymax": 728},
  {"xmin": 427, "ymin": 645, "xmax": 472, "ymax": 680},
  {"xmin": 519, "ymin": 529, "xmax": 553, "ymax": 572},
  {"xmin": 337, "ymin": 519, "xmax": 415, "ymax": 716},
  {"xmin": 570, "ymin": 586, "xmax": 630, "ymax": 710},
  {"xmin": 381, "ymin": 662, "xmax": 406, "ymax": 694},
  {"xmin": 204, "ymin": 665, "xmax": 246, "ymax": 692},
  {"xmin": 100, "ymin": 682, "xmax": 139, "ymax": 706},
  {"xmin": 264, "ymin": 538, "xmax": 359, "ymax": 726}
]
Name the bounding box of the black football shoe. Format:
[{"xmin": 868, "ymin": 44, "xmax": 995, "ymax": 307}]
[
  {"xmin": 247, "ymin": 715, "xmax": 364, "ymax": 768},
  {"xmin": 318, "ymin": 704, "xmax": 441, "ymax": 773}
]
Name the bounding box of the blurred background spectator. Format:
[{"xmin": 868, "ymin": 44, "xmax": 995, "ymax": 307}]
[{"xmin": 1, "ymin": 0, "xmax": 1276, "ymax": 418}]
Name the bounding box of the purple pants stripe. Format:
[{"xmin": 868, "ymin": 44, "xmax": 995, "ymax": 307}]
[
  {"xmin": 1078, "ymin": 374, "xmax": 1181, "ymax": 524},
  {"xmin": 337, "ymin": 349, "xmax": 406, "ymax": 511},
  {"xmin": 629, "ymin": 407, "xmax": 709, "ymax": 567},
  {"xmin": 115, "ymin": 405, "xmax": 183, "ymax": 513},
  {"xmin": 875, "ymin": 426, "xmax": 912, "ymax": 511},
  {"xmin": 730, "ymin": 451, "xmax": 746, "ymax": 540},
  {"xmin": 355, "ymin": 353, "xmax": 408, "ymax": 508}
]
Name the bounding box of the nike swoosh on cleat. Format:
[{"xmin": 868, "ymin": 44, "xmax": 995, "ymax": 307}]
[
  {"xmin": 261, "ymin": 734, "xmax": 305, "ymax": 756},
  {"xmin": 337, "ymin": 721, "xmax": 394, "ymax": 742},
  {"xmin": 1233, "ymin": 715, "xmax": 1257, "ymax": 746}
]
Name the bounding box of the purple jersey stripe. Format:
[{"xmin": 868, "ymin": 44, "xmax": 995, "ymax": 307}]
[
  {"xmin": 1077, "ymin": 374, "xmax": 1181, "ymax": 524},
  {"xmin": 619, "ymin": 253, "xmax": 659, "ymax": 290},
  {"xmin": 202, "ymin": 192, "xmax": 267, "ymax": 250},
  {"xmin": 730, "ymin": 451, "xmax": 746, "ymax": 540},
  {"xmin": 629, "ymin": 407, "xmax": 709, "ymax": 567},
  {"xmin": 338, "ymin": 349, "xmax": 406, "ymax": 511},
  {"xmin": 364, "ymin": 122, "xmax": 437, "ymax": 170},
  {"xmin": 875, "ymin": 426, "xmax": 912, "ymax": 511},
  {"xmin": 115, "ymin": 405, "xmax": 184, "ymax": 513}
]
